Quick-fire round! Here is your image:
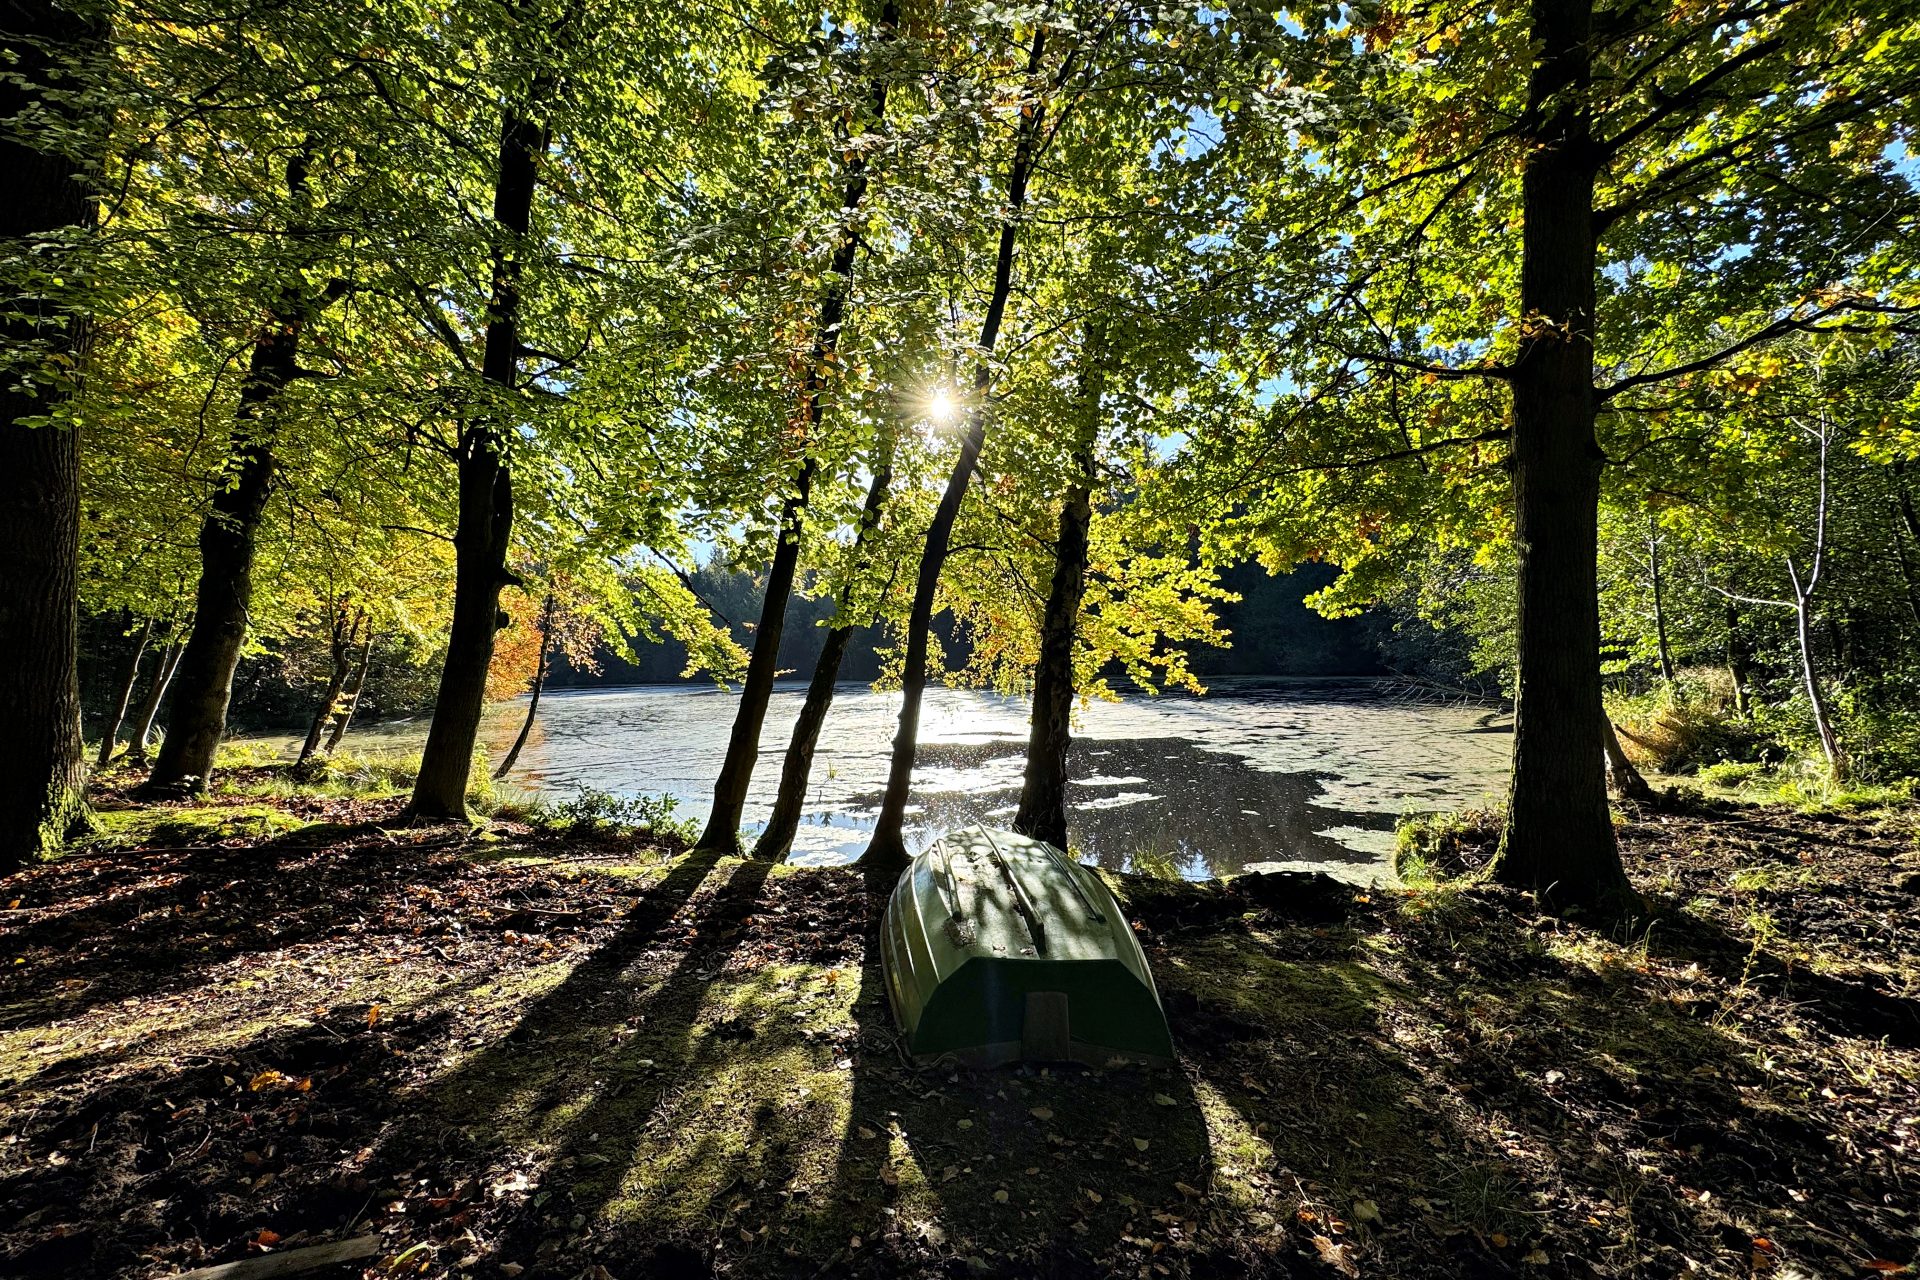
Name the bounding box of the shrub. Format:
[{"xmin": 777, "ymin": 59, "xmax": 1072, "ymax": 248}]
[
  {"xmin": 1395, "ymin": 807, "xmax": 1501, "ymax": 880},
  {"xmin": 512, "ymin": 786, "xmax": 696, "ymax": 842},
  {"xmin": 1696, "ymin": 761, "xmax": 1764, "ymax": 787},
  {"xmin": 1607, "ymin": 674, "xmax": 1784, "ymax": 773}
]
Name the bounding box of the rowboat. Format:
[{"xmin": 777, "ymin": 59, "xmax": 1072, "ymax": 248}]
[{"xmin": 879, "ymin": 826, "xmax": 1175, "ymax": 1068}]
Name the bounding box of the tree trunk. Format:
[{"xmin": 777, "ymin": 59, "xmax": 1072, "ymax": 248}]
[
  {"xmin": 324, "ymin": 633, "xmax": 375, "ymax": 753},
  {"xmin": 1648, "ymin": 523, "xmax": 1675, "ymax": 683},
  {"xmin": 861, "ymin": 29, "xmax": 1050, "ymax": 876},
  {"xmin": 297, "ymin": 606, "xmax": 359, "ymax": 765},
  {"xmin": 695, "ymin": 460, "xmax": 814, "ymax": 850},
  {"xmin": 754, "ymin": 441, "xmax": 895, "ymax": 860},
  {"xmin": 1486, "ymin": 0, "xmax": 1638, "ymax": 919},
  {"xmin": 1013, "ymin": 340, "xmax": 1104, "ymax": 851},
  {"xmin": 1790, "ymin": 562, "xmax": 1844, "ymax": 778},
  {"xmin": 0, "ymin": 0, "xmax": 96, "ymax": 870},
  {"xmin": 1892, "ymin": 460, "xmax": 1920, "ymax": 544},
  {"xmin": 495, "ymin": 593, "xmax": 554, "ymax": 779},
  {"xmin": 97, "ymin": 616, "xmax": 154, "ymax": 767},
  {"xmin": 1601, "ymin": 714, "xmax": 1656, "ymax": 804},
  {"xmin": 698, "ymin": 6, "xmax": 897, "ymax": 852},
  {"xmin": 126, "ymin": 632, "xmax": 184, "ymax": 765},
  {"xmin": 405, "ymin": 103, "xmax": 547, "ymax": 821},
  {"xmin": 145, "ymin": 152, "xmax": 326, "ymax": 795}
]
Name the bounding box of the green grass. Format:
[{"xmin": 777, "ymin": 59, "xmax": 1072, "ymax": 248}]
[{"xmin": 87, "ymin": 802, "xmax": 307, "ymax": 850}]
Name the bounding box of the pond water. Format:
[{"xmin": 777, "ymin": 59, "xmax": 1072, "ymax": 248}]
[{"xmin": 325, "ymin": 678, "xmax": 1511, "ymax": 883}]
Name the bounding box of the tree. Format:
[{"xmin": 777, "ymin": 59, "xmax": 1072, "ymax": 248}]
[
  {"xmin": 142, "ymin": 148, "xmax": 355, "ymax": 794},
  {"xmin": 0, "ymin": 0, "xmax": 99, "ymax": 869},
  {"xmin": 861, "ymin": 21, "xmax": 1056, "ymax": 873},
  {"xmin": 697, "ymin": 0, "xmax": 901, "ymax": 852},
  {"xmin": 1227, "ymin": 0, "xmax": 1917, "ymax": 916}
]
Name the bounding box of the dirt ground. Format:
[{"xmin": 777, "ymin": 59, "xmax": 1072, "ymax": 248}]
[{"xmin": 2, "ymin": 775, "xmax": 1917, "ymax": 1279}]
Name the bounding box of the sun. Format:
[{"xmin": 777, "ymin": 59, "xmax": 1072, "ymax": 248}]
[{"xmin": 927, "ymin": 388, "xmax": 958, "ymax": 425}]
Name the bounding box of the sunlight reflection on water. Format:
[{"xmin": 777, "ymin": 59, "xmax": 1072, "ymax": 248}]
[{"xmin": 319, "ymin": 677, "xmax": 1510, "ymax": 882}]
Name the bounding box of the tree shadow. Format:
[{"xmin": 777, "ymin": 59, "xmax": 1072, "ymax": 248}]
[
  {"xmin": 0, "ymin": 818, "xmax": 514, "ymax": 1032},
  {"xmin": 1164, "ymin": 882, "xmax": 1914, "ymax": 1278},
  {"xmin": 0, "ymin": 996, "xmax": 483, "ymax": 1276},
  {"xmin": 1634, "ymin": 899, "xmax": 1920, "ymax": 1047},
  {"xmin": 366, "ymin": 852, "xmax": 786, "ymax": 1275}
]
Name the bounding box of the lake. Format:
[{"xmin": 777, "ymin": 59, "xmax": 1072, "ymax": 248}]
[{"xmin": 327, "ymin": 678, "xmax": 1511, "ymax": 883}]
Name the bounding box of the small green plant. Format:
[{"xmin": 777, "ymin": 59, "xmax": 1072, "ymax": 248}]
[
  {"xmin": 514, "ymin": 787, "xmax": 696, "ymax": 841},
  {"xmin": 1394, "ymin": 808, "xmax": 1501, "ymax": 880},
  {"xmin": 1127, "ymin": 844, "xmax": 1182, "ymax": 881},
  {"xmin": 1697, "ymin": 761, "xmax": 1764, "ymax": 787}
]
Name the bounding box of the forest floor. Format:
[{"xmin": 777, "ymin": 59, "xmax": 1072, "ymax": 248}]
[{"xmin": 2, "ymin": 761, "xmax": 1918, "ymax": 1280}]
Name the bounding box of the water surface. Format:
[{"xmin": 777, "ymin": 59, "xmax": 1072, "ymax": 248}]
[{"xmin": 333, "ymin": 678, "xmax": 1510, "ymax": 882}]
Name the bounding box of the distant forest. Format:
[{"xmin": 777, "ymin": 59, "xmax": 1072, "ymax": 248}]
[
  {"xmin": 77, "ymin": 561, "xmax": 1470, "ymax": 737},
  {"xmin": 549, "ymin": 561, "xmax": 1458, "ymax": 689}
]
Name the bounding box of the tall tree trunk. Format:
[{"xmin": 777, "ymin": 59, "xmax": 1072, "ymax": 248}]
[
  {"xmin": 97, "ymin": 616, "xmax": 154, "ymax": 767},
  {"xmin": 1486, "ymin": 0, "xmax": 1638, "ymax": 918},
  {"xmin": 323, "ymin": 632, "xmax": 375, "ymax": 753},
  {"xmin": 695, "ymin": 460, "xmax": 814, "ymax": 850},
  {"xmin": 1601, "ymin": 713, "xmax": 1656, "ymax": 804},
  {"xmin": 495, "ymin": 592, "xmax": 554, "ymax": 779},
  {"xmin": 697, "ymin": 4, "xmax": 897, "ymax": 852},
  {"xmin": 1648, "ymin": 522, "xmax": 1675, "ymax": 683},
  {"xmin": 297, "ymin": 605, "xmax": 359, "ymax": 765},
  {"xmin": 126, "ymin": 632, "xmax": 184, "ymax": 765},
  {"xmin": 0, "ymin": 0, "xmax": 95, "ymax": 870},
  {"xmin": 862, "ymin": 29, "xmax": 1049, "ymax": 875},
  {"xmin": 406, "ymin": 104, "xmax": 547, "ymax": 821},
  {"xmin": 754, "ymin": 439, "xmax": 895, "ymax": 860},
  {"xmin": 1789, "ymin": 558, "xmax": 1843, "ymax": 778},
  {"xmin": 145, "ymin": 152, "xmax": 326, "ymax": 795},
  {"xmin": 1013, "ymin": 339, "xmax": 1104, "ymax": 851},
  {"xmin": 1789, "ymin": 415, "xmax": 1843, "ymax": 778}
]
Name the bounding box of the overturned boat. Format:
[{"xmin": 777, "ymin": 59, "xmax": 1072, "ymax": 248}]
[{"xmin": 880, "ymin": 826, "xmax": 1175, "ymax": 1068}]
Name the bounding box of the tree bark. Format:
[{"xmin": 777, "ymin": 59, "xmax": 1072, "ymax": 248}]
[
  {"xmin": 126, "ymin": 631, "xmax": 184, "ymax": 765},
  {"xmin": 1013, "ymin": 339, "xmax": 1104, "ymax": 851},
  {"xmin": 1887, "ymin": 500, "xmax": 1920, "ymax": 630},
  {"xmin": 405, "ymin": 102, "xmax": 547, "ymax": 821},
  {"xmin": 297, "ymin": 605, "xmax": 360, "ymax": 765},
  {"xmin": 323, "ymin": 633, "xmax": 375, "ymax": 753},
  {"xmin": 1601, "ymin": 714, "xmax": 1656, "ymax": 804},
  {"xmin": 494, "ymin": 592, "xmax": 554, "ymax": 779},
  {"xmin": 754, "ymin": 440, "xmax": 895, "ymax": 860},
  {"xmin": 1486, "ymin": 0, "xmax": 1639, "ymax": 919},
  {"xmin": 1790, "ymin": 557, "xmax": 1843, "ymax": 778},
  {"xmin": 145, "ymin": 152, "xmax": 330, "ymax": 795},
  {"xmin": 862, "ymin": 28, "xmax": 1050, "ymax": 876},
  {"xmin": 0, "ymin": 0, "xmax": 96, "ymax": 870},
  {"xmin": 697, "ymin": 5, "xmax": 897, "ymax": 853},
  {"xmin": 695, "ymin": 460, "xmax": 814, "ymax": 850},
  {"xmin": 97, "ymin": 616, "xmax": 154, "ymax": 767},
  {"xmin": 1648, "ymin": 522, "xmax": 1675, "ymax": 683}
]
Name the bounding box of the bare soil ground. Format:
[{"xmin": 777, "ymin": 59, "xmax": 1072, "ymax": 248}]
[{"xmin": 2, "ymin": 775, "xmax": 1916, "ymax": 1279}]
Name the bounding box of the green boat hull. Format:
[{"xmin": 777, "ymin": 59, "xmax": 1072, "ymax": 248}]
[{"xmin": 880, "ymin": 827, "xmax": 1174, "ymax": 1068}]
